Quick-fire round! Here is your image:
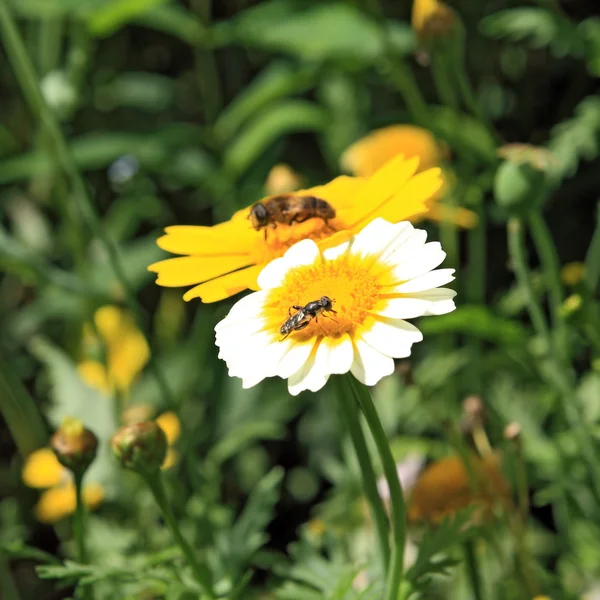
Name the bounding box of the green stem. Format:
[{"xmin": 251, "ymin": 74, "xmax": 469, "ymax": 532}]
[
  {"xmin": 584, "ymin": 202, "xmax": 600, "ymax": 293},
  {"xmin": 386, "ymin": 60, "xmax": 429, "ymax": 125},
  {"xmin": 0, "ymin": 352, "xmax": 47, "ymax": 457},
  {"xmin": 528, "ymin": 211, "xmax": 568, "ymax": 360},
  {"xmin": 463, "ymin": 541, "xmax": 484, "ymax": 600},
  {"xmin": 0, "ymin": 554, "xmax": 21, "ymax": 600},
  {"xmin": 73, "ymin": 473, "xmax": 88, "ymax": 564},
  {"xmin": 0, "ymin": 4, "xmax": 176, "ymax": 411},
  {"xmin": 431, "ymin": 55, "xmax": 459, "ymax": 110},
  {"xmin": 145, "ymin": 473, "xmax": 214, "ymax": 598},
  {"xmin": 334, "ymin": 377, "xmax": 390, "ymax": 574},
  {"xmin": 346, "ymin": 376, "xmax": 406, "ymax": 600}
]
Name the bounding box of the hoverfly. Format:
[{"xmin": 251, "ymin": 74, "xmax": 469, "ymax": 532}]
[
  {"xmin": 249, "ymin": 194, "xmax": 336, "ymax": 238},
  {"xmin": 280, "ymin": 296, "xmax": 337, "ymax": 341}
]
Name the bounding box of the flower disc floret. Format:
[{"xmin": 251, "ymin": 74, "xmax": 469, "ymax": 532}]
[{"xmin": 216, "ymin": 218, "xmax": 456, "ymax": 395}]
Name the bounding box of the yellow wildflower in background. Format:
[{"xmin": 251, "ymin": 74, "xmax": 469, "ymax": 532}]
[
  {"xmin": 341, "ymin": 126, "xmax": 476, "ymax": 228},
  {"xmin": 149, "ymin": 155, "xmax": 442, "ymax": 303},
  {"xmin": 560, "ymin": 262, "xmax": 585, "ymax": 286},
  {"xmin": 265, "ymin": 163, "xmax": 303, "ymax": 195},
  {"xmin": 407, "ymin": 454, "xmax": 510, "ymax": 524},
  {"xmin": 156, "ymin": 411, "xmax": 181, "ymax": 470},
  {"xmin": 78, "ymin": 305, "xmax": 150, "ymax": 395},
  {"xmin": 22, "ymin": 448, "xmax": 104, "ymax": 523},
  {"xmin": 412, "ymin": 0, "xmax": 457, "ymax": 43}
]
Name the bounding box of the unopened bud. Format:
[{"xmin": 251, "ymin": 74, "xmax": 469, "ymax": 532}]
[
  {"xmin": 460, "ymin": 395, "xmax": 485, "ymax": 434},
  {"xmin": 494, "ymin": 160, "xmax": 546, "ymax": 216},
  {"xmin": 51, "ymin": 417, "xmax": 98, "ymax": 475},
  {"xmin": 265, "ymin": 164, "xmax": 302, "ymax": 195},
  {"xmin": 560, "ymin": 294, "xmax": 582, "ymax": 319},
  {"xmin": 504, "ymin": 422, "xmax": 521, "ymax": 442},
  {"xmin": 111, "ymin": 421, "xmax": 167, "ymax": 473},
  {"xmin": 412, "ymin": 0, "xmax": 458, "ymax": 46}
]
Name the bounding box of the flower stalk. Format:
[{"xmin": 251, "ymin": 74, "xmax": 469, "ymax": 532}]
[
  {"xmin": 347, "ymin": 375, "xmax": 407, "ymax": 600},
  {"xmin": 334, "ymin": 376, "xmax": 390, "ymax": 574}
]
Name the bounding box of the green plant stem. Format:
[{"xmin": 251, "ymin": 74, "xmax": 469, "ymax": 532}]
[
  {"xmin": 508, "ymin": 218, "xmax": 600, "ymax": 508},
  {"xmin": 346, "ymin": 375, "xmax": 406, "ymax": 600},
  {"xmin": 73, "ymin": 473, "xmax": 88, "ymax": 564},
  {"xmin": 386, "ymin": 60, "xmax": 429, "ymax": 125},
  {"xmin": 0, "ymin": 352, "xmax": 47, "ymax": 457},
  {"xmin": 144, "ymin": 473, "xmax": 214, "ymax": 598},
  {"xmin": 0, "ymin": 4, "xmax": 176, "ymax": 411},
  {"xmin": 584, "ymin": 202, "xmax": 600, "ymax": 293},
  {"xmin": 528, "ymin": 211, "xmax": 568, "ymax": 359},
  {"xmin": 334, "ymin": 376, "xmax": 390, "ymax": 574},
  {"xmin": 463, "ymin": 541, "xmax": 484, "ymax": 600},
  {"xmin": 431, "ymin": 55, "xmax": 459, "ymax": 110}
]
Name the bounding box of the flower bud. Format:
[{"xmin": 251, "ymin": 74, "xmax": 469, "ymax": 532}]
[
  {"xmin": 50, "ymin": 417, "xmax": 98, "ymax": 476},
  {"xmin": 493, "ymin": 160, "xmax": 546, "ymax": 216},
  {"xmin": 460, "ymin": 395, "xmax": 485, "ymax": 434},
  {"xmin": 412, "ymin": 0, "xmax": 458, "ymax": 48},
  {"xmin": 504, "ymin": 422, "xmax": 521, "ymax": 442},
  {"xmin": 111, "ymin": 421, "xmax": 167, "ymax": 473},
  {"xmin": 265, "ymin": 164, "xmax": 302, "ymax": 195}
]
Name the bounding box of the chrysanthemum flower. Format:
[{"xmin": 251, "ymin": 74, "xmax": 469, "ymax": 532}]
[
  {"xmin": 149, "ymin": 156, "xmax": 442, "ymax": 303},
  {"xmin": 407, "ymin": 454, "xmax": 510, "ymax": 524},
  {"xmin": 215, "ymin": 218, "xmax": 456, "ymax": 395},
  {"xmin": 341, "ymin": 126, "xmax": 476, "ymax": 228},
  {"xmin": 22, "ymin": 448, "xmax": 104, "ymax": 523},
  {"xmin": 77, "ymin": 305, "xmax": 149, "ymax": 395}
]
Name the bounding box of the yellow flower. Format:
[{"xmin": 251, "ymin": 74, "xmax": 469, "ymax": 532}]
[
  {"xmin": 149, "ymin": 156, "xmax": 442, "ymax": 303},
  {"xmin": 560, "ymin": 262, "xmax": 585, "ymax": 286},
  {"xmin": 265, "ymin": 163, "xmax": 303, "ymax": 195},
  {"xmin": 407, "ymin": 454, "xmax": 510, "ymax": 524},
  {"xmin": 78, "ymin": 305, "xmax": 150, "ymax": 395},
  {"xmin": 22, "ymin": 448, "xmax": 104, "ymax": 523},
  {"xmin": 412, "ymin": 0, "xmax": 457, "ymax": 42},
  {"xmin": 156, "ymin": 411, "xmax": 181, "ymax": 470},
  {"xmin": 341, "ymin": 126, "xmax": 476, "ymax": 229},
  {"xmin": 216, "ymin": 218, "xmax": 456, "ymax": 395}
]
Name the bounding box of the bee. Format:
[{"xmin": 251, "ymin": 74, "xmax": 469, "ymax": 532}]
[
  {"xmin": 280, "ymin": 296, "xmax": 337, "ymax": 341},
  {"xmin": 249, "ymin": 194, "xmax": 336, "ymax": 238}
]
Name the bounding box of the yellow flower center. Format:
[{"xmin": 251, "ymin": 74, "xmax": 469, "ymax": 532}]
[
  {"xmin": 265, "ymin": 254, "xmax": 379, "ymax": 341},
  {"xmin": 251, "ymin": 218, "xmax": 345, "ymax": 265}
]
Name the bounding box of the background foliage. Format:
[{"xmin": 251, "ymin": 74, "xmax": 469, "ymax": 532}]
[{"xmin": 1, "ymin": 0, "xmax": 600, "ymax": 598}]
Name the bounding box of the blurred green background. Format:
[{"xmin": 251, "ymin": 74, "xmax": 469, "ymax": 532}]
[{"xmin": 2, "ymin": 0, "xmax": 600, "ymax": 598}]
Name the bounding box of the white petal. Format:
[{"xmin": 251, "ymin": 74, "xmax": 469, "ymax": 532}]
[
  {"xmin": 360, "ymin": 317, "xmax": 423, "ymax": 358},
  {"xmin": 350, "ymin": 338, "xmax": 395, "ymax": 386},
  {"xmin": 320, "ymin": 334, "xmax": 354, "ymax": 375},
  {"xmin": 323, "ymin": 241, "xmax": 350, "ymax": 260},
  {"xmin": 372, "ymin": 297, "xmax": 434, "ymax": 320},
  {"xmin": 276, "ymin": 339, "xmax": 316, "ymax": 379},
  {"xmin": 393, "ymin": 269, "xmax": 455, "ymax": 293},
  {"xmin": 379, "ymin": 225, "xmax": 426, "ymax": 265},
  {"xmin": 348, "ymin": 218, "xmax": 401, "ymax": 259},
  {"xmin": 288, "ymin": 343, "xmax": 330, "ymax": 395},
  {"xmin": 215, "ymin": 291, "xmax": 269, "ymax": 331},
  {"xmin": 389, "ymin": 242, "xmax": 446, "ymax": 281},
  {"xmin": 257, "ymin": 239, "xmax": 320, "ymax": 289},
  {"xmin": 406, "ymin": 288, "xmax": 457, "ymax": 315}
]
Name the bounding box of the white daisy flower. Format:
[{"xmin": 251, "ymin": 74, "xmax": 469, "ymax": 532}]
[{"xmin": 215, "ymin": 218, "xmax": 456, "ymax": 396}]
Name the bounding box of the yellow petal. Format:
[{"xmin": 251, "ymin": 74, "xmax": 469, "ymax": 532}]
[
  {"xmin": 23, "ymin": 449, "xmax": 65, "ymax": 489},
  {"xmin": 161, "ymin": 448, "xmax": 179, "ymax": 470},
  {"xmin": 35, "ymin": 483, "xmax": 104, "ymax": 523},
  {"xmin": 341, "ymin": 125, "xmax": 444, "ymax": 177},
  {"xmin": 157, "ymin": 224, "xmax": 256, "ymax": 256},
  {"xmin": 425, "ymin": 203, "xmax": 478, "ymax": 228},
  {"xmin": 108, "ymin": 328, "xmax": 150, "ymax": 393},
  {"xmin": 300, "ymin": 175, "xmax": 368, "ymax": 212},
  {"xmin": 94, "ymin": 306, "xmax": 124, "ymax": 344},
  {"xmin": 156, "ymin": 412, "xmax": 181, "ymax": 445},
  {"xmin": 183, "ymin": 265, "xmax": 263, "ymax": 302},
  {"xmin": 149, "ymin": 255, "xmax": 253, "ymax": 287},
  {"xmin": 77, "ymin": 360, "xmax": 111, "ymax": 395}
]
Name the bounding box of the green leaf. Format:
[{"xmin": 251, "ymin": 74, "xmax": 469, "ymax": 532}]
[
  {"xmin": 406, "ymin": 510, "xmax": 476, "ymax": 590},
  {"xmin": 548, "ymin": 95, "xmax": 600, "ymax": 181},
  {"xmin": 581, "ymin": 18, "xmax": 600, "ymax": 77},
  {"xmin": 214, "ymin": 62, "xmax": 318, "ymax": 143},
  {"xmin": 428, "ymin": 106, "xmax": 497, "ymax": 163},
  {"xmin": 220, "ymin": 467, "xmax": 283, "ymax": 571},
  {"xmin": 28, "ymin": 337, "xmax": 118, "ymax": 496},
  {"xmin": 87, "ymin": 0, "xmax": 169, "ymax": 36},
  {"xmin": 480, "ymin": 8, "xmax": 584, "ymax": 58},
  {"xmin": 215, "ymin": 2, "xmax": 385, "ymax": 65},
  {"xmin": 418, "ymin": 305, "xmax": 529, "ymax": 346},
  {"xmin": 133, "ymin": 5, "xmax": 206, "ymax": 44},
  {"xmin": 223, "ymin": 100, "xmax": 328, "ymax": 178}
]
